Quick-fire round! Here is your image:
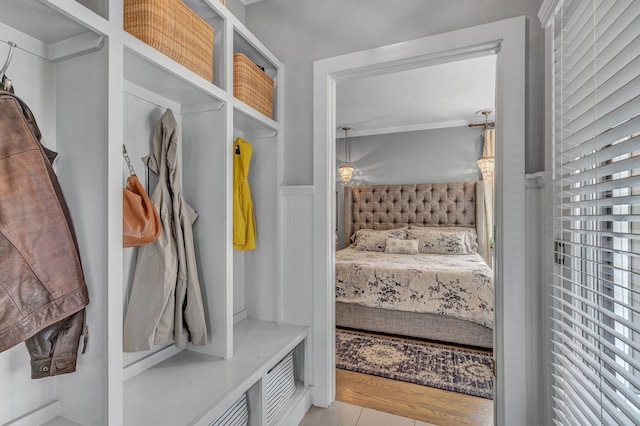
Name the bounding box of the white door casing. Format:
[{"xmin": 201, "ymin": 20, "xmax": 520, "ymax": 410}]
[{"xmin": 312, "ymin": 16, "xmax": 526, "ymax": 425}]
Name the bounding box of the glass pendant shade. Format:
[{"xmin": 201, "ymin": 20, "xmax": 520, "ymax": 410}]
[
  {"xmin": 338, "ymin": 164, "xmax": 354, "ymax": 183},
  {"xmin": 338, "ymin": 126, "xmax": 354, "ymax": 183}
]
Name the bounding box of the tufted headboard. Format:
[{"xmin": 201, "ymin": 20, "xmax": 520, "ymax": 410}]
[{"xmin": 344, "ymin": 181, "xmax": 488, "ymax": 263}]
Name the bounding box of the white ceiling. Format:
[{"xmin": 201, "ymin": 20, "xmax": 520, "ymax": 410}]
[{"xmin": 336, "ymin": 54, "xmax": 497, "ymax": 137}]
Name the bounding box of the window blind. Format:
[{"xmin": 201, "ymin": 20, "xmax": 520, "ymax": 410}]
[{"xmin": 550, "ymin": 0, "xmax": 640, "ymax": 424}]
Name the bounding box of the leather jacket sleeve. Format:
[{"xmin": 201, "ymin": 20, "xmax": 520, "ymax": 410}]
[{"xmin": 25, "ymin": 309, "xmax": 86, "ymax": 378}]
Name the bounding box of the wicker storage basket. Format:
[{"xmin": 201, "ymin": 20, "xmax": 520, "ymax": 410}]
[
  {"xmin": 233, "ymin": 53, "xmax": 274, "ymax": 118},
  {"xmin": 124, "ymin": 0, "xmax": 214, "ymax": 81}
]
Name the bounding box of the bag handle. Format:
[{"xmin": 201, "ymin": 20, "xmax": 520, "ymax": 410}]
[
  {"xmin": 123, "ymin": 144, "xmax": 136, "ymax": 176},
  {"xmin": 123, "ymin": 144, "xmax": 151, "ymax": 192}
]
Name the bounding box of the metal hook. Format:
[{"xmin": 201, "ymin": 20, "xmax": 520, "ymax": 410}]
[{"xmin": 0, "ymin": 41, "xmax": 17, "ymax": 81}]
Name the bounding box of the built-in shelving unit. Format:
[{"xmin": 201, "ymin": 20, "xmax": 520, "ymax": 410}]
[
  {"xmin": 124, "ymin": 320, "xmax": 307, "ymax": 426},
  {"xmin": 0, "ymin": 1, "xmax": 309, "ymax": 425}
]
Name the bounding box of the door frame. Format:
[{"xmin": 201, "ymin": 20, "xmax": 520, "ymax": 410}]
[{"xmin": 312, "ymin": 16, "xmax": 526, "ymax": 424}]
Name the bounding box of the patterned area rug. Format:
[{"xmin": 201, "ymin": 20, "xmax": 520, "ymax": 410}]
[{"xmin": 336, "ymin": 329, "xmax": 493, "ymax": 399}]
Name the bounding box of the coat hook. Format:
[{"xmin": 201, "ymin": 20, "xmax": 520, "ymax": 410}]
[{"xmin": 0, "ymin": 41, "xmax": 17, "ymax": 81}]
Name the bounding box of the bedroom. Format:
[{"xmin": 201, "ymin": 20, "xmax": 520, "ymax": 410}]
[
  {"xmin": 332, "ymin": 53, "xmax": 496, "ymax": 424},
  {"xmin": 247, "ymin": 2, "xmax": 542, "ymax": 424}
]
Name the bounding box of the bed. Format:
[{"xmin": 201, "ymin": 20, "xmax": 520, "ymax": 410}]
[{"xmin": 336, "ymin": 181, "xmax": 494, "ymax": 349}]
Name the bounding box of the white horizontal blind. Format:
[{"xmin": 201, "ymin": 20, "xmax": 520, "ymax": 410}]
[{"xmin": 550, "ymin": 0, "xmax": 640, "ymax": 424}]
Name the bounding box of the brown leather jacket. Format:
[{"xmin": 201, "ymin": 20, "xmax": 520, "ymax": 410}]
[{"xmin": 0, "ymin": 90, "xmax": 89, "ymax": 378}]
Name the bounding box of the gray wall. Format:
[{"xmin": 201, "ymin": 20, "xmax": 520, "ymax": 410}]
[
  {"xmin": 246, "ymin": 0, "xmax": 544, "ymax": 184},
  {"xmin": 336, "ymin": 126, "xmax": 484, "ymax": 247}
]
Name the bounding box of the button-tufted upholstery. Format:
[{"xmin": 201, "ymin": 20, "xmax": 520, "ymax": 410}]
[{"xmin": 344, "ymin": 181, "xmax": 488, "ymax": 263}]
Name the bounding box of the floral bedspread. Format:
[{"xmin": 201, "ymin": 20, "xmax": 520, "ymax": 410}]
[{"xmin": 335, "ymin": 248, "xmax": 494, "ymax": 328}]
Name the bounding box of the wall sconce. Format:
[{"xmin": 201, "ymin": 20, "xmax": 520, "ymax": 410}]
[{"xmin": 338, "ymin": 126, "xmax": 354, "ymax": 183}]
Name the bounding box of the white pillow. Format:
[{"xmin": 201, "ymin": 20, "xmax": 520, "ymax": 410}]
[
  {"xmin": 351, "ymin": 228, "xmax": 408, "ymax": 252},
  {"xmin": 384, "ymin": 238, "xmax": 419, "ymax": 255},
  {"xmin": 409, "ymin": 225, "xmax": 478, "ymax": 253},
  {"xmin": 406, "ymin": 228, "xmax": 471, "ymax": 255}
]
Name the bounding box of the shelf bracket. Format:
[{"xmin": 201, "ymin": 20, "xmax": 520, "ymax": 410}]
[{"xmin": 181, "ymin": 100, "xmax": 225, "ymax": 115}]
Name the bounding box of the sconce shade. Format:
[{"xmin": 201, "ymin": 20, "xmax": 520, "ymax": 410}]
[
  {"xmin": 477, "ymin": 157, "xmax": 494, "ymax": 178},
  {"xmin": 338, "ymin": 164, "xmax": 354, "ymax": 183}
]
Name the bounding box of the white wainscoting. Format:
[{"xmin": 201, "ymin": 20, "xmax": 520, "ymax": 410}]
[
  {"xmin": 524, "ymin": 172, "xmax": 546, "ymax": 426},
  {"xmin": 279, "ymin": 186, "xmax": 314, "ymax": 327}
]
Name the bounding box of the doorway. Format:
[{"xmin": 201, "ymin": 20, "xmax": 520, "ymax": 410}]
[
  {"xmin": 312, "ymin": 16, "xmax": 527, "ymax": 424},
  {"xmin": 333, "ymin": 53, "xmax": 496, "ymax": 424}
]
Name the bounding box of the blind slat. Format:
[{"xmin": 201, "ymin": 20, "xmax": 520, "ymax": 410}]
[
  {"xmin": 550, "ymin": 274, "xmax": 640, "ymax": 313},
  {"xmin": 560, "ymin": 0, "xmax": 593, "ymax": 46},
  {"xmin": 563, "ymin": 35, "xmax": 640, "ymax": 118},
  {"xmin": 551, "ymin": 348, "xmax": 629, "ymax": 425},
  {"xmin": 563, "ymin": 95, "xmax": 640, "ymax": 148},
  {"xmin": 563, "ymin": 74, "xmax": 640, "ymax": 134},
  {"xmin": 552, "ymin": 336, "xmax": 640, "ymax": 423},
  {"xmin": 557, "ymin": 213, "xmax": 640, "ymax": 223},
  {"xmin": 560, "ymin": 153, "xmax": 640, "ymax": 184},
  {"xmin": 563, "ymin": 135, "xmax": 640, "ymax": 173},
  {"xmin": 550, "ymin": 301, "xmax": 640, "ymax": 373},
  {"xmin": 560, "ymin": 193, "xmax": 640, "ymax": 209},
  {"xmin": 550, "ymin": 228, "xmax": 640, "ymax": 244},
  {"xmin": 562, "ymin": 2, "xmax": 640, "ymax": 87},
  {"xmin": 564, "ymin": 56, "xmax": 640, "ymax": 127},
  {"xmin": 564, "ymin": 114, "xmax": 640, "ymax": 159},
  {"xmin": 550, "ymin": 1, "xmax": 640, "ymax": 423}
]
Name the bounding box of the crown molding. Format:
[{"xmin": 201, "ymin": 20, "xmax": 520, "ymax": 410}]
[{"xmin": 345, "ymin": 119, "xmax": 470, "ymax": 138}]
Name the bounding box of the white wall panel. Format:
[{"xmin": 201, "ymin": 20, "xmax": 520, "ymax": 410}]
[
  {"xmin": 279, "ymin": 186, "xmax": 314, "ymax": 326},
  {"xmin": 244, "ymin": 137, "xmax": 279, "ymax": 321},
  {"xmin": 0, "ymin": 22, "xmax": 58, "ymax": 426},
  {"xmin": 524, "ymin": 172, "xmax": 545, "ymax": 426}
]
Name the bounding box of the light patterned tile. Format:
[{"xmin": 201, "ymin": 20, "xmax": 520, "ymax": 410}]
[
  {"xmin": 415, "ymin": 421, "xmax": 439, "ymax": 426},
  {"xmin": 357, "ymin": 408, "xmax": 414, "ymax": 426},
  {"xmin": 300, "ymin": 400, "xmax": 363, "ymax": 426}
]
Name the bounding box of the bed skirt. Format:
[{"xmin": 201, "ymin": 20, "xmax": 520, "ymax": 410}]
[{"xmin": 336, "ymin": 302, "xmax": 493, "ymax": 349}]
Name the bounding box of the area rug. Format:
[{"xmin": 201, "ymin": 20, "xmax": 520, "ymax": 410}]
[{"xmin": 335, "ymin": 329, "xmax": 493, "ymax": 399}]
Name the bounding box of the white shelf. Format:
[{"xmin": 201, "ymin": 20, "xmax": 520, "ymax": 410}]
[
  {"xmin": 123, "ymin": 319, "xmax": 308, "ymax": 426},
  {"xmin": 123, "ymin": 34, "xmax": 227, "ymax": 107},
  {"xmin": 233, "ymin": 98, "xmax": 280, "ymax": 134},
  {"xmin": 0, "ymin": 0, "xmax": 102, "ymax": 44}
]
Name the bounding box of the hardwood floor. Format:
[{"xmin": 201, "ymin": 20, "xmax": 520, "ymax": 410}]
[
  {"xmin": 335, "ymin": 330, "xmax": 493, "ymax": 426},
  {"xmin": 336, "ymin": 370, "xmax": 492, "ymax": 426}
]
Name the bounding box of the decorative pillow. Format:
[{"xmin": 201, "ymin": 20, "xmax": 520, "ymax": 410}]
[
  {"xmin": 406, "ymin": 228, "xmax": 471, "ymax": 255},
  {"xmin": 409, "ymin": 225, "xmax": 478, "ymax": 253},
  {"xmin": 351, "ymin": 228, "xmax": 408, "ymax": 252},
  {"xmin": 384, "ymin": 238, "xmax": 419, "ymax": 255}
]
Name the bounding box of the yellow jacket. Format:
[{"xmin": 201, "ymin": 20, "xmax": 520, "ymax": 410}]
[{"xmin": 233, "ymin": 137, "xmax": 256, "ymax": 250}]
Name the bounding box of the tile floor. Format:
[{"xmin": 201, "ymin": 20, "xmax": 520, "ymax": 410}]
[{"xmin": 299, "ymin": 400, "xmax": 437, "ymax": 426}]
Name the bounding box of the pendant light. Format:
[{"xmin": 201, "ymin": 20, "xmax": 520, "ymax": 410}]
[{"xmin": 338, "ymin": 126, "xmax": 354, "ymax": 183}]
